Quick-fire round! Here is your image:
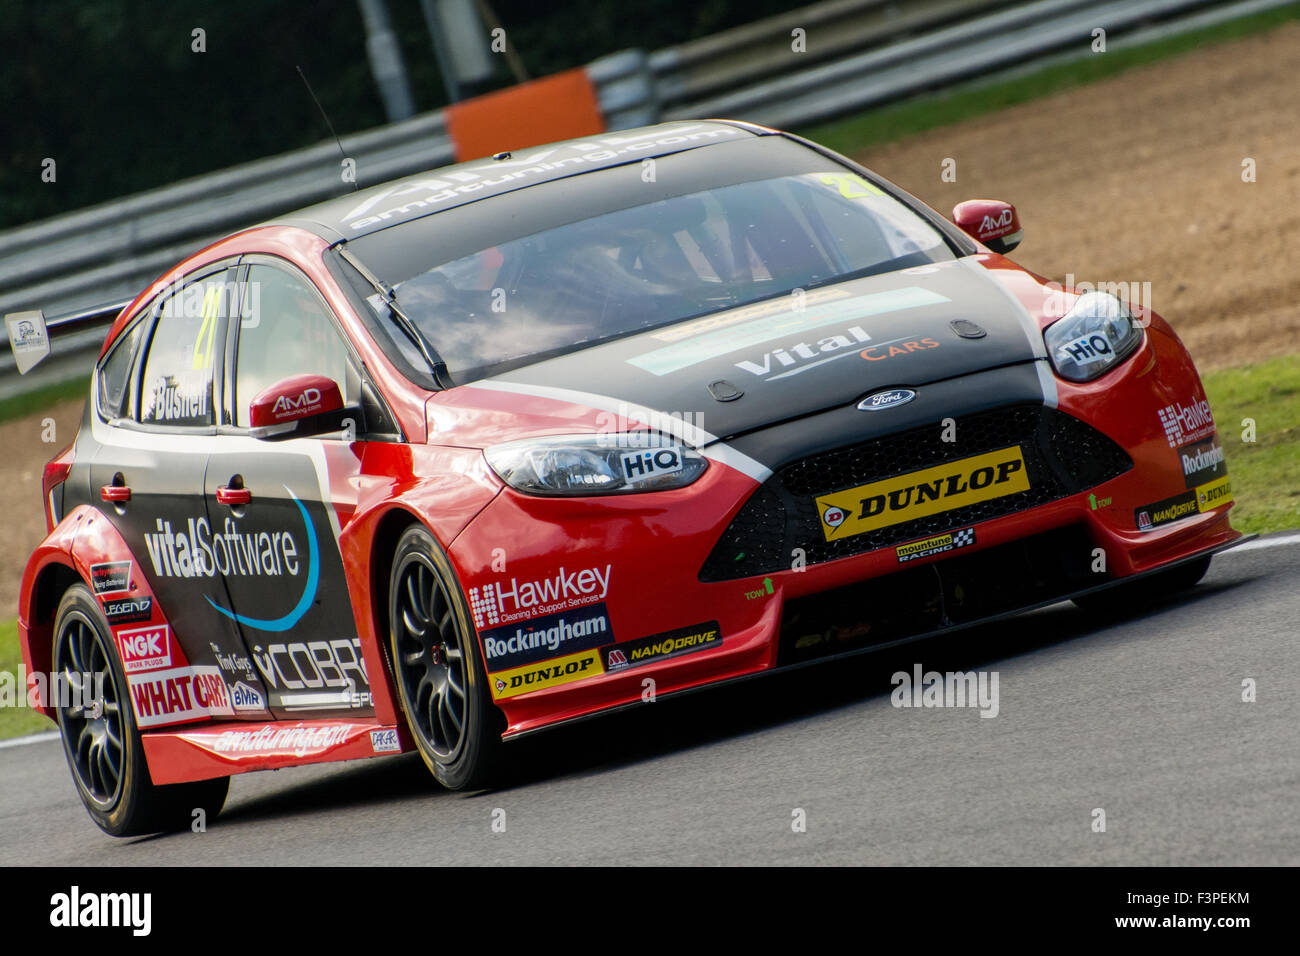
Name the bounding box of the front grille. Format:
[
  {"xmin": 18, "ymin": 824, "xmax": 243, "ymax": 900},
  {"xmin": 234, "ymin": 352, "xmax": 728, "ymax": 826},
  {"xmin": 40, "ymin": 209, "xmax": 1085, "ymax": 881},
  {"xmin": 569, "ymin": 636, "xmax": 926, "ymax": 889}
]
[
  {"xmin": 776, "ymin": 524, "xmax": 1097, "ymax": 665},
  {"xmin": 701, "ymin": 404, "xmax": 1130, "ymax": 581}
]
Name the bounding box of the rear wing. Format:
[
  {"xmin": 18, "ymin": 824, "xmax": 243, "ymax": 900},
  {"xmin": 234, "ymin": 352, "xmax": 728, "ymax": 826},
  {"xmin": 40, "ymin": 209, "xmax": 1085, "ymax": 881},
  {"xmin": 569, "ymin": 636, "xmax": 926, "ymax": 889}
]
[{"xmin": 1, "ymin": 299, "xmax": 130, "ymax": 401}]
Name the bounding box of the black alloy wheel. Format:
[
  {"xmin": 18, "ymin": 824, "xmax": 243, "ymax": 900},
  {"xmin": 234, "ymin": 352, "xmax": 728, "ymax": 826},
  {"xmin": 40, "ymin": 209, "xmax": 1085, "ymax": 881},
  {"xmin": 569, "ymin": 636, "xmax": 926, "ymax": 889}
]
[{"xmin": 388, "ymin": 525, "xmax": 502, "ymax": 789}]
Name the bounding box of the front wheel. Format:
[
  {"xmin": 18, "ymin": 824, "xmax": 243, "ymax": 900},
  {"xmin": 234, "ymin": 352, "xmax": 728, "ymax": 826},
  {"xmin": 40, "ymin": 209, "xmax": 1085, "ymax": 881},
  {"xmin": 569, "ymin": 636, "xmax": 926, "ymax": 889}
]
[
  {"xmin": 52, "ymin": 583, "xmax": 229, "ymax": 836},
  {"xmin": 388, "ymin": 525, "xmax": 502, "ymax": 790}
]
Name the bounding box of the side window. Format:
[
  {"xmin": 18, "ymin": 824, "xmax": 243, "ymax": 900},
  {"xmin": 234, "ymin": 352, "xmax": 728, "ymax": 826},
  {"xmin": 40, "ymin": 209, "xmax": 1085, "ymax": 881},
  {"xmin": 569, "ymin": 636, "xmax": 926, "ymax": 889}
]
[
  {"xmin": 139, "ymin": 273, "xmax": 229, "ymax": 426},
  {"xmin": 234, "ymin": 264, "xmax": 356, "ymax": 428},
  {"xmin": 97, "ymin": 321, "xmax": 143, "ymax": 419}
]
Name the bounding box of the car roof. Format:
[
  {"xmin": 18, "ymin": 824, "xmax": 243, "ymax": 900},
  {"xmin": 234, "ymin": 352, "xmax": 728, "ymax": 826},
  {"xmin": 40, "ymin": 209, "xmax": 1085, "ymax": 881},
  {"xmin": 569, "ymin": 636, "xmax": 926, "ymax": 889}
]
[{"xmin": 268, "ymin": 119, "xmax": 769, "ymax": 243}]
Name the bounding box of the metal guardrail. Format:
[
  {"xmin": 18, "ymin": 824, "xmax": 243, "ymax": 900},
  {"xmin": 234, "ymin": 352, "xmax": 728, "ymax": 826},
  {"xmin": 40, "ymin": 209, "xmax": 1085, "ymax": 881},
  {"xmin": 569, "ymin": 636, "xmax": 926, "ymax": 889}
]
[{"xmin": 1, "ymin": 0, "xmax": 1291, "ymax": 399}]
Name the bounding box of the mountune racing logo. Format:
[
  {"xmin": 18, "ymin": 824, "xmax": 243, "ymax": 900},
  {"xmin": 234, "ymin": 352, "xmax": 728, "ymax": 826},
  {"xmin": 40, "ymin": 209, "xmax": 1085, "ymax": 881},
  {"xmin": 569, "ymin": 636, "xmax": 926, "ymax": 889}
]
[{"xmin": 141, "ymin": 486, "xmax": 320, "ymax": 632}]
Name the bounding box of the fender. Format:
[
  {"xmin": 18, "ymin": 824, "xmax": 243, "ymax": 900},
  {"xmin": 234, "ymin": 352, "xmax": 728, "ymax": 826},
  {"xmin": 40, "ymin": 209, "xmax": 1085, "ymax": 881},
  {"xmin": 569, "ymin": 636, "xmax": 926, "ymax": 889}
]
[
  {"xmin": 19, "ymin": 505, "xmax": 186, "ymax": 723},
  {"xmin": 338, "ymin": 441, "xmax": 503, "ymax": 725}
]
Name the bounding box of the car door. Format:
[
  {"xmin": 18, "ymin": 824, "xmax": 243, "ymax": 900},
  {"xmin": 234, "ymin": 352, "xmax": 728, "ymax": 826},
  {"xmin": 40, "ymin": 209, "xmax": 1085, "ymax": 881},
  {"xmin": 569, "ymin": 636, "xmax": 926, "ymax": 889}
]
[
  {"xmin": 86, "ymin": 264, "xmax": 266, "ymax": 713},
  {"xmin": 205, "ymin": 258, "xmax": 376, "ymax": 717}
]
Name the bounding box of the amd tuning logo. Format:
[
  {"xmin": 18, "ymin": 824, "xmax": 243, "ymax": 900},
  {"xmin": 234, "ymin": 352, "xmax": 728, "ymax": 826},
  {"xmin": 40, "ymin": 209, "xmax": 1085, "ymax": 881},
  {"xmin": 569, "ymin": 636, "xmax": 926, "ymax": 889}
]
[
  {"xmin": 272, "ymin": 387, "xmax": 323, "ymax": 420},
  {"xmin": 979, "ymin": 208, "xmax": 1014, "ymax": 237}
]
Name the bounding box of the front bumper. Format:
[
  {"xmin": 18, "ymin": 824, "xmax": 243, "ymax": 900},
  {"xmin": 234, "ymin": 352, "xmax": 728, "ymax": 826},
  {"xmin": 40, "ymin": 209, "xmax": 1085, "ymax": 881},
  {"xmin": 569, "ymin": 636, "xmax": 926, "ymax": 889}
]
[{"xmin": 450, "ymin": 328, "xmax": 1238, "ymax": 736}]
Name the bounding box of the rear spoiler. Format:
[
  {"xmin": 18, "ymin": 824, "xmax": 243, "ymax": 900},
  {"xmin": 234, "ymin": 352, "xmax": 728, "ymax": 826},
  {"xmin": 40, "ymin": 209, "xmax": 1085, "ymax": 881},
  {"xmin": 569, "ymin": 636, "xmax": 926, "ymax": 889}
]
[{"xmin": 4, "ymin": 299, "xmax": 131, "ymax": 374}]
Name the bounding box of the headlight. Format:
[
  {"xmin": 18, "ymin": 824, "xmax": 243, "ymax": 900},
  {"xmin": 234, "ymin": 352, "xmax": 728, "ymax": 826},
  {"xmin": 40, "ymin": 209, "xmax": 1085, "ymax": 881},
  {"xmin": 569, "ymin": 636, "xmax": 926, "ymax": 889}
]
[
  {"xmin": 1044, "ymin": 291, "xmax": 1143, "ymax": 382},
  {"xmin": 485, "ymin": 433, "xmax": 708, "ymax": 496}
]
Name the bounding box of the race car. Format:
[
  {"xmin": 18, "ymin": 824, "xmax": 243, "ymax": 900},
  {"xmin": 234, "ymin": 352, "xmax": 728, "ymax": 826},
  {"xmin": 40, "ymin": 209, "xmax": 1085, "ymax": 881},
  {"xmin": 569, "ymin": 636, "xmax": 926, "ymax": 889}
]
[{"xmin": 14, "ymin": 120, "xmax": 1240, "ymax": 836}]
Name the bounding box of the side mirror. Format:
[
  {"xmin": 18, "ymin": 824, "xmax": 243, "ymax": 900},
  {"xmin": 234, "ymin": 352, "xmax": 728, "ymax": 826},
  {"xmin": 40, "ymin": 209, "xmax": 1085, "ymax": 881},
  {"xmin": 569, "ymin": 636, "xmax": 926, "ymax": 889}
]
[
  {"xmin": 952, "ymin": 199, "xmax": 1022, "ymax": 254},
  {"xmin": 249, "ymin": 373, "xmax": 357, "ymax": 439}
]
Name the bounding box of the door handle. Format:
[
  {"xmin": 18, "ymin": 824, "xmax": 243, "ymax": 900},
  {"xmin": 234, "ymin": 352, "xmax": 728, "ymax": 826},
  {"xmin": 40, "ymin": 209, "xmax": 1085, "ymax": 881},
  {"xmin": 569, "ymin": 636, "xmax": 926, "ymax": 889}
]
[
  {"xmin": 100, "ymin": 484, "xmax": 131, "ymax": 502},
  {"xmin": 216, "ymin": 486, "xmax": 252, "ymax": 506}
]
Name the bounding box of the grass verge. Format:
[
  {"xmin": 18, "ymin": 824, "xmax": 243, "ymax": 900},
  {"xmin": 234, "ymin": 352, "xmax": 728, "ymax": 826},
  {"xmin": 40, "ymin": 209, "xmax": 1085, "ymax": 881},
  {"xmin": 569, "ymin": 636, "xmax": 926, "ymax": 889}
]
[
  {"xmin": 798, "ymin": 2, "xmax": 1300, "ymax": 155},
  {"xmin": 1202, "ymin": 356, "xmax": 1300, "ymax": 537},
  {"xmin": 0, "ymin": 376, "xmax": 88, "ymax": 426},
  {"xmin": 0, "ymin": 617, "xmax": 56, "ymax": 740}
]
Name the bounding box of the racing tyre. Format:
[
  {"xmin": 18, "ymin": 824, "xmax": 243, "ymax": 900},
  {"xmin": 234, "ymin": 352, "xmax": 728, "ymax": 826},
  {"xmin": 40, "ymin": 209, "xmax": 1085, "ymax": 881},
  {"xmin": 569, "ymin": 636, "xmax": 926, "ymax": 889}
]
[
  {"xmin": 52, "ymin": 584, "xmax": 229, "ymax": 837},
  {"xmin": 388, "ymin": 525, "xmax": 503, "ymax": 790},
  {"xmin": 1072, "ymin": 555, "xmax": 1212, "ymax": 615}
]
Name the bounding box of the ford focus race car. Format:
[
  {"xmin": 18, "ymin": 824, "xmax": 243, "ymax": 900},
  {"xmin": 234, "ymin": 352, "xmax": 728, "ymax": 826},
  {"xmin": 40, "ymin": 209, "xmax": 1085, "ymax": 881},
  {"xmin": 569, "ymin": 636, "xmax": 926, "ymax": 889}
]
[{"xmin": 15, "ymin": 120, "xmax": 1240, "ymax": 835}]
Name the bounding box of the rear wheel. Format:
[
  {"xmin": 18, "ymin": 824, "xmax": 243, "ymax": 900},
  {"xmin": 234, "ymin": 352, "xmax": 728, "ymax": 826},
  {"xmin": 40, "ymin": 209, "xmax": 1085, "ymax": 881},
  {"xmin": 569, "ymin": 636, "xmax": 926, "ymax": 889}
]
[
  {"xmin": 388, "ymin": 525, "xmax": 502, "ymax": 790},
  {"xmin": 53, "ymin": 584, "xmax": 228, "ymax": 837},
  {"xmin": 1073, "ymin": 555, "xmax": 1212, "ymax": 614}
]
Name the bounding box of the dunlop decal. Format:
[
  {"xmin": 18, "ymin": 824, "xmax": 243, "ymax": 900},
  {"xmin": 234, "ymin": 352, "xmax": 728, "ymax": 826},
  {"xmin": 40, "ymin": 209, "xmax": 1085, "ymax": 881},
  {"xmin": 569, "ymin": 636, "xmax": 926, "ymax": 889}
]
[
  {"xmin": 489, "ymin": 648, "xmax": 604, "ymax": 700},
  {"xmin": 817, "ymin": 447, "xmax": 1029, "ymax": 541}
]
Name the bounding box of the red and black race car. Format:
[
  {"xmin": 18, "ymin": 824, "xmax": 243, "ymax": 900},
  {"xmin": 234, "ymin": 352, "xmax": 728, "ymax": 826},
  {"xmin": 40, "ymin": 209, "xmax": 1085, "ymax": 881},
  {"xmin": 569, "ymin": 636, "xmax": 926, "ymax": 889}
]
[{"xmin": 15, "ymin": 120, "xmax": 1239, "ymax": 835}]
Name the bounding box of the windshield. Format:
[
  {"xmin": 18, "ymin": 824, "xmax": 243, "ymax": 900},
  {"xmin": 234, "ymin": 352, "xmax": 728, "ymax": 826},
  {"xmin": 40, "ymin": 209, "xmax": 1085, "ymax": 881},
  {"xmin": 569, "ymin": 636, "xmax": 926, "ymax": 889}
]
[{"xmin": 353, "ymin": 172, "xmax": 954, "ymax": 384}]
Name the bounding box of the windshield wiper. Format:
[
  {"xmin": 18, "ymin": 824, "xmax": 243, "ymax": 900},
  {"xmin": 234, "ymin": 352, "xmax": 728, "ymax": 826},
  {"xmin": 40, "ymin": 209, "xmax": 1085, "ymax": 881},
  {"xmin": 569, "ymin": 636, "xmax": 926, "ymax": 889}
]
[{"xmin": 335, "ymin": 244, "xmax": 452, "ymax": 388}]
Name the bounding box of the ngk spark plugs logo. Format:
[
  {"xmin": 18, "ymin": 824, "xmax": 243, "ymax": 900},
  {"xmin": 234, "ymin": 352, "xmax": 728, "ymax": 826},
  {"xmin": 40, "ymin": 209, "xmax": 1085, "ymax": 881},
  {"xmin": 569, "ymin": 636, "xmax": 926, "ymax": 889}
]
[
  {"xmin": 116, "ymin": 624, "xmax": 171, "ymax": 674},
  {"xmin": 1158, "ymin": 397, "xmax": 1215, "ymax": 448},
  {"xmin": 469, "ymin": 564, "xmax": 612, "ymax": 627},
  {"xmin": 127, "ymin": 666, "xmax": 229, "ymax": 728}
]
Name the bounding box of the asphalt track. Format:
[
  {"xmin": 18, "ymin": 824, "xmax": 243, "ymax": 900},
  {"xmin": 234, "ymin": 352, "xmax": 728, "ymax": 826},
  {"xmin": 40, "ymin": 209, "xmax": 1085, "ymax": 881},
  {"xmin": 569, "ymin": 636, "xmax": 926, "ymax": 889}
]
[{"xmin": 2, "ymin": 534, "xmax": 1296, "ymax": 866}]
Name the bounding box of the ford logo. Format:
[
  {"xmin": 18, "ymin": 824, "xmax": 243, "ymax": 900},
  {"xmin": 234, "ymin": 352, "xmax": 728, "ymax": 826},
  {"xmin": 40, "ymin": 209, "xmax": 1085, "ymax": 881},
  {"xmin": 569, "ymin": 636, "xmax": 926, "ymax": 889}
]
[{"xmin": 857, "ymin": 388, "xmax": 916, "ymax": 411}]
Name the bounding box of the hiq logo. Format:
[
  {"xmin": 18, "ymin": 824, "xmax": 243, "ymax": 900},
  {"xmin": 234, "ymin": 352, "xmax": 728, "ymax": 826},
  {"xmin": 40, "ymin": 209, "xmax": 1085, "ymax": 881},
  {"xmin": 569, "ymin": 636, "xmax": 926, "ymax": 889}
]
[
  {"xmin": 1057, "ymin": 332, "xmax": 1113, "ymax": 365},
  {"xmin": 620, "ymin": 446, "xmax": 683, "ymax": 483}
]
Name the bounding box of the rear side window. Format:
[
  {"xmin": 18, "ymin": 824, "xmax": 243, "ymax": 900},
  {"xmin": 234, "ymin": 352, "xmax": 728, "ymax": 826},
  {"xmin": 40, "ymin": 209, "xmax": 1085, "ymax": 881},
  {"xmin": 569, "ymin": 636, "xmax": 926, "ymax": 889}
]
[
  {"xmin": 138, "ymin": 273, "xmax": 231, "ymax": 426},
  {"xmin": 97, "ymin": 322, "xmax": 142, "ymax": 419}
]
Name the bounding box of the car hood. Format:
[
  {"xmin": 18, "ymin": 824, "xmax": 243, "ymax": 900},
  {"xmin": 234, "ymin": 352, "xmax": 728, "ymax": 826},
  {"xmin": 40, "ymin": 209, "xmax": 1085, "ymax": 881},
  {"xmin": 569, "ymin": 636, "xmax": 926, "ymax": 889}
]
[{"xmin": 444, "ymin": 257, "xmax": 1051, "ymax": 444}]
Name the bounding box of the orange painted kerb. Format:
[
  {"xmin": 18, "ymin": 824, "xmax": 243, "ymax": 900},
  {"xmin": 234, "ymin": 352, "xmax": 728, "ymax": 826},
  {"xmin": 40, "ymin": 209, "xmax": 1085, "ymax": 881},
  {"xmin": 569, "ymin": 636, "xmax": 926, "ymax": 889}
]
[{"xmin": 445, "ymin": 68, "xmax": 605, "ymax": 162}]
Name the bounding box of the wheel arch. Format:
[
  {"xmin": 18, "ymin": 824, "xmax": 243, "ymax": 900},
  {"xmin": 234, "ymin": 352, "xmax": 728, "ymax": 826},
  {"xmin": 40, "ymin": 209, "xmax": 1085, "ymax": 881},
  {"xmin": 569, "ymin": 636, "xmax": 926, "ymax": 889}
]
[{"xmin": 23, "ymin": 560, "xmax": 84, "ymax": 718}]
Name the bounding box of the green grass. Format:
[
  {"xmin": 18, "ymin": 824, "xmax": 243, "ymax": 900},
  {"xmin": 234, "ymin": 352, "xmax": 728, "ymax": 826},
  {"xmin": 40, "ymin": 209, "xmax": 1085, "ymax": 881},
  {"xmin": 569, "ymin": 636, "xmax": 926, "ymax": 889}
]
[
  {"xmin": 0, "ymin": 376, "xmax": 88, "ymax": 425},
  {"xmin": 0, "ymin": 617, "xmax": 56, "ymax": 740},
  {"xmin": 1202, "ymin": 357, "xmax": 1300, "ymax": 537},
  {"xmin": 799, "ymin": 2, "xmax": 1300, "ymax": 155}
]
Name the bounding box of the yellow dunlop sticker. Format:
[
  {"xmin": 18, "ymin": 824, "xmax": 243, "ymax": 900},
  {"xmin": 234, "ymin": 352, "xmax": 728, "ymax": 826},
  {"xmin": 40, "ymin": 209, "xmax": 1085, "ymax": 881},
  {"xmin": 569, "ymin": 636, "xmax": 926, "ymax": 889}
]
[
  {"xmin": 488, "ymin": 647, "xmax": 604, "ymax": 700},
  {"xmin": 817, "ymin": 447, "xmax": 1029, "ymax": 541},
  {"xmin": 1195, "ymin": 476, "xmax": 1232, "ymax": 511}
]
